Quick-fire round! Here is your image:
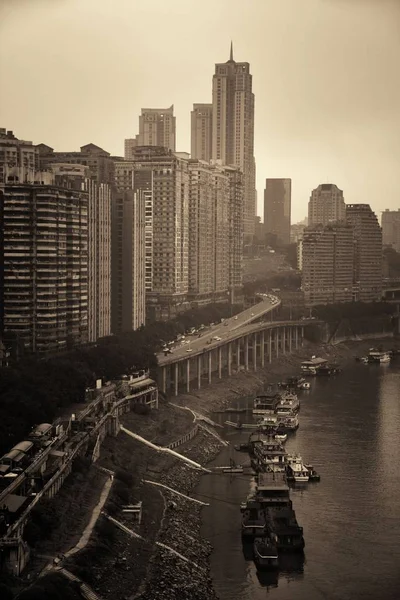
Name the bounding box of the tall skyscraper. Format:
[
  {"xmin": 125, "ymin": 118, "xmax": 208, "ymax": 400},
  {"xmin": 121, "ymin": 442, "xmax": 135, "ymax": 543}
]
[
  {"xmin": 111, "ymin": 160, "xmax": 146, "ymax": 333},
  {"xmin": 346, "ymin": 204, "xmax": 382, "ymax": 302},
  {"xmin": 301, "ymin": 223, "xmax": 355, "ymax": 306},
  {"xmin": 382, "ymin": 209, "xmax": 400, "ymax": 253},
  {"xmin": 264, "ymin": 178, "xmax": 291, "ymax": 245},
  {"xmin": 212, "ymin": 43, "xmax": 256, "ymax": 241},
  {"xmin": 136, "ymin": 106, "xmax": 176, "ymax": 151},
  {"xmin": 190, "ymin": 104, "xmax": 213, "ymax": 161},
  {"xmin": 308, "ymin": 183, "xmax": 346, "ymax": 226},
  {"xmin": 0, "ymin": 167, "xmax": 88, "ymax": 354}
]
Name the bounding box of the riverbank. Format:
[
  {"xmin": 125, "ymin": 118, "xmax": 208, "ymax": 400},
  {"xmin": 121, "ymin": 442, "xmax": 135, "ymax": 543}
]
[
  {"xmin": 171, "ymin": 336, "xmax": 397, "ymax": 415},
  {"xmin": 17, "ymin": 336, "xmax": 396, "ymax": 599}
]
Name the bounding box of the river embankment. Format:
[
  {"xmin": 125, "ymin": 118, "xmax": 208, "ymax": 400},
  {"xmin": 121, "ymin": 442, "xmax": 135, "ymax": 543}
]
[{"xmin": 39, "ymin": 336, "xmax": 397, "ymax": 600}]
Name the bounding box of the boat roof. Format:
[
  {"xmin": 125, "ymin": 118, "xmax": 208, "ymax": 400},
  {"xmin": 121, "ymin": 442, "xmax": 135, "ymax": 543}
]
[
  {"xmin": 301, "ymin": 357, "xmax": 327, "ymax": 366},
  {"xmin": 257, "ymin": 472, "xmax": 289, "ymax": 491}
]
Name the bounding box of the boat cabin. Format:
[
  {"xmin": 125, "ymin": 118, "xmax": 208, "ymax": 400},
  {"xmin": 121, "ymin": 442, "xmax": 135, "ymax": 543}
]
[{"xmin": 301, "ymin": 357, "xmax": 327, "ymax": 374}]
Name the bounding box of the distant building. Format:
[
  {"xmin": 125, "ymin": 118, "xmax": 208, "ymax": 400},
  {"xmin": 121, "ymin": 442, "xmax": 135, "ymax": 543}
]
[
  {"xmin": 136, "ymin": 106, "xmax": 176, "ymax": 152},
  {"xmin": 382, "ymin": 209, "xmax": 400, "ymax": 253},
  {"xmin": 212, "ymin": 44, "xmax": 256, "ymax": 241},
  {"xmin": 190, "ymin": 104, "xmax": 213, "ymax": 161},
  {"xmin": 264, "ymin": 178, "xmax": 291, "ymax": 245},
  {"xmin": 124, "ymin": 138, "xmax": 137, "ymax": 160},
  {"xmin": 0, "ymin": 128, "xmax": 39, "ymax": 184},
  {"xmin": 37, "ymin": 142, "xmax": 115, "ymax": 185},
  {"xmin": 291, "ymin": 218, "xmax": 307, "ymax": 244},
  {"xmin": 0, "ymin": 168, "xmax": 88, "ymax": 353},
  {"xmin": 301, "ymin": 223, "xmax": 355, "ymax": 306},
  {"xmin": 346, "ymin": 204, "xmax": 382, "ymax": 302},
  {"xmin": 308, "ymin": 183, "xmax": 346, "ymax": 226}
]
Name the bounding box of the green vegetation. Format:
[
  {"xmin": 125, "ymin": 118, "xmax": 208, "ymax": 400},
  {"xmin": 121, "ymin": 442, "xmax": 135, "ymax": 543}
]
[{"xmin": 0, "ymin": 302, "xmax": 237, "ymax": 455}]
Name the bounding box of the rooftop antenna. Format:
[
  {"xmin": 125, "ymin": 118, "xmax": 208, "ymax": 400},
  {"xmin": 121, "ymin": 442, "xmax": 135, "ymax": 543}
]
[{"xmin": 230, "ymin": 40, "xmax": 234, "ymax": 61}]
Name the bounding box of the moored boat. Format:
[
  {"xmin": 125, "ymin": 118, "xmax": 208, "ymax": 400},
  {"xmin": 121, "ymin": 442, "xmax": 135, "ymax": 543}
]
[
  {"xmin": 253, "ymin": 536, "xmax": 279, "ymax": 570},
  {"xmin": 286, "ymin": 455, "xmax": 309, "ymax": 483},
  {"xmin": 368, "ymin": 349, "xmax": 391, "ymax": 364}
]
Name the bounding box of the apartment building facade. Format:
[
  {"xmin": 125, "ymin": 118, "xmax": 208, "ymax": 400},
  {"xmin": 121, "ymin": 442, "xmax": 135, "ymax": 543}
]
[
  {"xmin": 301, "ymin": 223, "xmax": 355, "ymax": 306},
  {"xmin": 346, "ymin": 204, "xmax": 382, "ymax": 302},
  {"xmin": 0, "ymin": 129, "xmax": 39, "ymax": 185},
  {"xmin": 0, "ymin": 167, "xmax": 88, "ymax": 354}
]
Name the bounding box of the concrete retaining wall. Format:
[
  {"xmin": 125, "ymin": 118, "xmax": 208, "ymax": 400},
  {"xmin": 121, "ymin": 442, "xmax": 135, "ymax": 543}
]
[{"xmin": 166, "ymin": 425, "xmax": 199, "ymax": 450}]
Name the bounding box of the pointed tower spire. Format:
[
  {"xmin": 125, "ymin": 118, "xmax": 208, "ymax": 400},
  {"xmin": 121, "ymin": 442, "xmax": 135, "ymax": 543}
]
[{"xmin": 230, "ymin": 40, "xmax": 234, "ymax": 61}]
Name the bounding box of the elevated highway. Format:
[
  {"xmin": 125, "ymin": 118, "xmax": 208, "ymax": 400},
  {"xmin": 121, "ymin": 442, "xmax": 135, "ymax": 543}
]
[{"xmin": 157, "ymin": 318, "xmax": 310, "ymax": 396}]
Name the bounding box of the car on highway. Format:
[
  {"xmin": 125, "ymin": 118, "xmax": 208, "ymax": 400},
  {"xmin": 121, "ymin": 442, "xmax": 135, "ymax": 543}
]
[
  {"xmin": 234, "ymin": 316, "xmax": 238, "ymax": 320},
  {"xmin": 186, "ymin": 348, "xmax": 193, "ymax": 352},
  {"xmin": 213, "ymin": 336, "xmax": 222, "ymax": 341}
]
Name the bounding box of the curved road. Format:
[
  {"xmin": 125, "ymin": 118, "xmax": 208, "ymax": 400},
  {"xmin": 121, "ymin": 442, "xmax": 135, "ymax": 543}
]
[{"xmin": 157, "ymin": 297, "xmax": 281, "ymax": 365}]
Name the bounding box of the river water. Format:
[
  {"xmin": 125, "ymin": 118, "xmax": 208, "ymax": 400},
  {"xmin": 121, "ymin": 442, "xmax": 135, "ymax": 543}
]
[{"xmin": 195, "ymin": 361, "xmax": 400, "ymax": 600}]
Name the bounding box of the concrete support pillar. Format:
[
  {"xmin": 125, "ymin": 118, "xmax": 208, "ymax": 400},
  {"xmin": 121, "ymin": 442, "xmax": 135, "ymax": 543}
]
[
  {"xmin": 275, "ymin": 330, "xmax": 279, "ymax": 358},
  {"xmin": 295, "ymin": 326, "xmax": 298, "ymax": 349},
  {"xmin": 289, "ymin": 327, "xmax": 292, "ymax": 352},
  {"xmin": 162, "ymin": 366, "xmax": 166, "ymax": 394},
  {"xmin": 282, "ymin": 327, "xmax": 286, "ymax": 354},
  {"xmin": 186, "ymin": 359, "xmax": 190, "ymax": 393},
  {"xmin": 301, "ymin": 326, "xmax": 304, "ymax": 347},
  {"xmin": 228, "ymin": 343, "xmax": 232, "ymax": 376},
  {"xmin": 237, "ymin": 339, "xmax": 241, "ymax": 368},
  {"xmin": 197, "ymin": 355, "xmax": 201, "ymax": 390},
  {"xmin": 253, "ymin": 333, "xmax": 257, "ymax": 371},
  {"xmin": 245, "ymin": 336, "xmax": 249, "ymax": 371},
  {"xmin": 268, "ymin": 331, "xmax": 272, "ymax": 363},
  {"xmin": 218, "ymin": 346, "xmax": 222, "ymax": 379},
  {"xmin": 208, "ymin": 351, "xmax": 212, "ymax": 384},
  {"xmin": 174, "ymin": 363, "xmax": 178, "ymax": 397},
  {"xmin": 261, "ymin": 330, "xmax": 265, "ymax": 368}
]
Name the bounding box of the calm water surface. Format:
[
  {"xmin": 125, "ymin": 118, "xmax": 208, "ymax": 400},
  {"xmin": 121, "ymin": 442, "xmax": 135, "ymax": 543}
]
[{"xmin": 195, "ymin": 361, "xmax": 400, "ymax": 600}]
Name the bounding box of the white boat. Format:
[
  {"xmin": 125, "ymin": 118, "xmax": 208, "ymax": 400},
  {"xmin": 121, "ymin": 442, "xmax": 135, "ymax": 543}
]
[
  {"xmin": 274, "ymin": 433, "xmax": 287, "ymax": 443},
  {"xmin": 368, "ymin": 350, "xmax": 391, "ymax": 364},
  {"xmin": 287, "ymin": 455, "xmax": 309, "ymax": 482}
]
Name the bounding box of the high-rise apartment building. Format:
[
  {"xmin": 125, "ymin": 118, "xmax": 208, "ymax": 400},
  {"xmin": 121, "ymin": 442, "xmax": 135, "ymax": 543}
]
[
  {"xmin": 49, "ymin": 164, "xmax": 112, "ymax": 343},
  {"xmin": 301, "ymin": 223, "xmax": 355, "ymax": 306},
  {"xmin": 212, "ymin": 44, "xmax": 256, "ymax": 240},
  {"xmin": 0, "ymin": 129, "xmax": 39, "ymax": 184},
  {"xmin": 264, "ymin": 178, "xmax": 291, "ymax": 245},
  {"xmin": 111, "ymin": 160, "xmax": 146, "ymax": 333},
  {"xmin": 308, "ymin": 184, "xmax": 346, "ymax": 226},
  {"xmin": 187, "ymin": 160, "xmax": 230, "ymax": 303},
  {"xmin": 190, "ymin": 104, "xmax": 213, "ymax": 162},
  {"xmin": 0, "ymin": 167, "xmax": 88, "ymax": 354},
  {"xmin": 346, "ymin": 204, "xmax": 382, "ymax": 302},
  {"xmin": 128, "ymin": 146, "xmax": 189, "ymax": 320},
  {"xmin": 136, "ymin": 106, "xmax": 176, "ymax": 152},
  {"xmin": 382, "ymin": 209, "xmax": 400, "ymax": 253}
]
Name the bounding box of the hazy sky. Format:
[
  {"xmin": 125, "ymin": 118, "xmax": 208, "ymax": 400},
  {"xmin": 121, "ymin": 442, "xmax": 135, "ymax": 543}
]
[{"xmin": 1, "ymin": 0, "xmax": 399, "ymax": 222}]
